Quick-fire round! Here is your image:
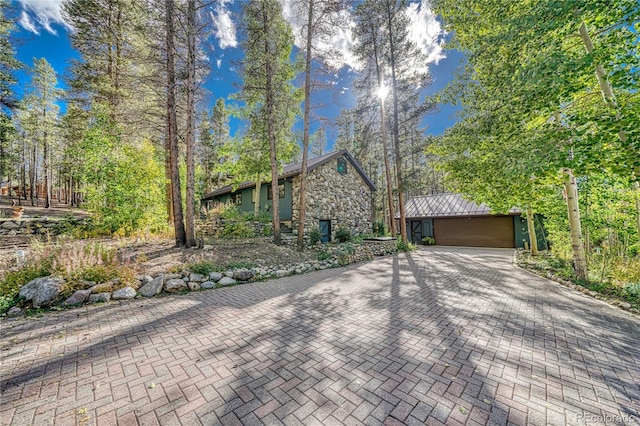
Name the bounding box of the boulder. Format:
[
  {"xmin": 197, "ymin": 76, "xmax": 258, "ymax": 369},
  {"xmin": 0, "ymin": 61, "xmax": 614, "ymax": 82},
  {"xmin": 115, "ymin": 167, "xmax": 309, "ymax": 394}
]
[
  {"xmin": 209, "ymin": 272, "xmax": 222, "ymax": 282},
  {"xmin": 201, "ymin": 281, "xmax": 216, "ymax": 289},
  {"xmin": 189, "ymin": 273, "xmax": 204, "ymax": 282},
  {"xmin": 164, "ymin": 278, "xmax": 188, "ymax": 292},
  {"xmin": 1, "ymin": 221, "xmax": 20, "ymax": 230},
  {"xmin": 164, "ymin": 273, "xmax": 182, "ymax": 281},
  {"xmin": 187, "ymin": 282, "xmax": 201, "ymax": 291},
  {"xmin": 112, "ymin": 287, "xmax": 137, "ymax": 300},
  {"xmin": 90, "ymin": 282, "xmax": 114, "ymax": 294},
  {"xmin": 19, "ymin": 276, "xmax": 65, "ymax": 308},
  {"xmin": 218, "ymin": 277, "xmax": 236, "ymax": 286},
  {"xmin": 89, "ymin": 293, "xmax": 111, "ymax": 303},
  {"xmin": 138, "ymin": 275, "xmax": 153, "ymax": 285},
  {"xmin": 275, "ymin": 270, "xmax": 288, "ymax": 277},
  {"xmin": 65, "ymin": 289, "xmax": 91, "ymax": 305},
  {"xmin": 224, "ymin": 270, "xmax": 234, "ymax": 277},
  {"xmin": 139, "ymin": 275, "xmax": 164, "ymax": 297},
  {"xmin": 77, "ymin": 280, "xmax": 96, "ymax": 289},
  {"xmin": 233, "ymin": 269, "xmax": 254, "ymax": 281},
  {"xmin": 6, "ymin": 306, "xmax": 22, "ymax": 317}
]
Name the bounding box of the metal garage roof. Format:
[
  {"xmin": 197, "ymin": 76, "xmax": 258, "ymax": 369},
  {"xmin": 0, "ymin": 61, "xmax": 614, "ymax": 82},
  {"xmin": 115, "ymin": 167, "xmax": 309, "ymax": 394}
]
[{"xmin": 403, "ymin": 193, "xmax": 519, "ymax": 218}]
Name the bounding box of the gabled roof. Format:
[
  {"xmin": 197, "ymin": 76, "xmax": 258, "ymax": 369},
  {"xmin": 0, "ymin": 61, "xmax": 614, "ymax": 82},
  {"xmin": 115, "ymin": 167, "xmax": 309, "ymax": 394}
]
[
  {"xmin": 402, "ymin": 193, "xmax": 520, "ymax": 218},
  {"xmin": 202, "ymin": 149, "xmax": 376, "ymax": 200}
]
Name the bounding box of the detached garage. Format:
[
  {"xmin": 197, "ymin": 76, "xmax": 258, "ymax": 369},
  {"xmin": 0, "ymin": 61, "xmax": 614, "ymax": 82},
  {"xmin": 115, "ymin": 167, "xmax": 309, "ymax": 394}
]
[{"xmin": 401, "ymin": 193, "xmax": 546, "ymax": 249}]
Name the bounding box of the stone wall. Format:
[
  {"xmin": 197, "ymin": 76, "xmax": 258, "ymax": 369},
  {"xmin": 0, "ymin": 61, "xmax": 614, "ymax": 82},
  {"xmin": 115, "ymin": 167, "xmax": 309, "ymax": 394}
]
[
  {"xmin": 291, "ymin": 155, "xmax": 373, "ymax": 240},
  {"xmin": 0, "ymin": 217, "xmax": 90, "ymax": 236}
]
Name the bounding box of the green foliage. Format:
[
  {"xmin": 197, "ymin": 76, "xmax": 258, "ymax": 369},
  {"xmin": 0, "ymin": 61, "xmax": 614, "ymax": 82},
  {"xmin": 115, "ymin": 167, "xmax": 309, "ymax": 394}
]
[
  {"xmin": 220, "ymin": 221, "xmax": 256, "ymax": 239},
  {"xmin": 397, "ymin": 240, "xmax": 416, "ymax": 252},
  {"xmin": 421, "ymin": 236, "xmax": 436, "ymax": 245},
  {"xmin": 309, "ymin": 228, "xmax": 322, "ymax": 245},
  {"xmin": 335, "ymin": 227, "xmax": 352, "ymax": 243},
  {"xmin": 190, "ymin": 260, "xmax": 220, "ymax": 275},
  {"xmin": 81, "ymin": 109, "xmax": 166, "ymax": 236},
  {"xmin": 225, "ymin": 261, "xmax": 257, "ymax": 270},
  {"xmin": 372, "ymin": 221, "xmax": 386, "ymax": 237},
  {"xmin": 335, "ymin": 242, "xmax": 355, "ymax": 266},
  {"xmin": 622, "ymin": 283, "xmax": 640, "ymax": 303},
  {"xmin": 316, "ymin": 251, "xmax": 331, "ymax": 261},
  {"xmin": 0, "ymin": 264, "xmax": 50, "ymax": 299}
]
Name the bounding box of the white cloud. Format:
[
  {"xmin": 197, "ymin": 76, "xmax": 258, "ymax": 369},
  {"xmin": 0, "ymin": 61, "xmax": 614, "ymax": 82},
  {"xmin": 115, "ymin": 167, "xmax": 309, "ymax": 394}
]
[
  {"xmin": 17, "ymin": 0, "xmax": 72, "ymax": 36},
  {"xmin": 407, "ymin": 0, "xmax": 446, "ymax": 65},
  {"xmin": 279, "ymin": 0, "xmax": 359, "ymax": 71},
  {"xmin": 19, "ymin": 10, "xmax": 39, "ymax": 35},
  {"xmin": 216, "ymin": 59, "xmax": 222, "ymax": 69},
  {"xmin": 210, "ymin": 1, "xmax": 237, "ymax": 49}
]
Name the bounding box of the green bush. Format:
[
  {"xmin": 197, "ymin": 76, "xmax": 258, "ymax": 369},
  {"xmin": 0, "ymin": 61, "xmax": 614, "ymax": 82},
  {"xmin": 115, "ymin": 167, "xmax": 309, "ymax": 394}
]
[
  {"xmin": 190, "ymin": 260, "xmax": 219, "ymax": 275},
  {"xmin": 622, "ymin": 283, "xmax": 640, "ymax": 303},
  {"xmin": 221, "ymin": 221, "xmax": 256, "ymax": 239},
  {"xmin": 309, "ymin": 228, "xmax": 322, "ymax": 245},
  {"xmin": 421, "ymin": 236, "xmax": 436, "ymax": 245},
  {"xmin": 397, "ymin": 240, "xmax": 416, "ymax": 252},
  {"xmin": 317, "ymin": 251, "xmax": 331, "ymax": 261},
  {"xmin": 0, "ymin": 264, "xmax": 50, "ymax": 314},
  {"xmin": 335, "ymin": 227, "xmax": 352, "ymax": 243},
  {"xmin": 373, "ymin": 220, "xmax": 385, "ymax": 237}
]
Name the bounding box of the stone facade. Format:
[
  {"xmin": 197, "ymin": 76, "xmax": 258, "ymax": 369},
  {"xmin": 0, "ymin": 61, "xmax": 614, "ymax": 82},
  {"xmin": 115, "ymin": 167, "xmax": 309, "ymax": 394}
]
[{"xmin": 291, "ymin": 155, "xmax": 373, "ymax": 240}]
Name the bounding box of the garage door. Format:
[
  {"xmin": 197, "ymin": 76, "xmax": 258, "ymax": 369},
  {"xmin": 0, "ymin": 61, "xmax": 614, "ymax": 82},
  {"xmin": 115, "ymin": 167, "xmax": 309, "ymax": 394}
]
[{"xmin": 433, "ymin": 216, "xmax": 515, "ymax": 248}]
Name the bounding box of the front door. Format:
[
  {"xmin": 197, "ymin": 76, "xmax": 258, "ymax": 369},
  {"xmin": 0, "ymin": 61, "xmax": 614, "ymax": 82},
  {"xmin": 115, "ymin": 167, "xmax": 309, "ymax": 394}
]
[
  {"xmin": 319, "ymin": 220, "xmax": 331, "ymax": 243},
  {"xmin": 410, "ymin": 221, "xmax": 422, "ymax": 244}
]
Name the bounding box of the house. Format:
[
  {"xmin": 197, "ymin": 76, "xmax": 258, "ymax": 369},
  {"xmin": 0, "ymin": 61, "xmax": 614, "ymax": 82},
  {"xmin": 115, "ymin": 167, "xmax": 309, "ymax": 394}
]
[
  {"xmin": 201, "ymin": 150, "xmax": 377, "ymax": 242},
  {"xmin": 401, "ymin": 193, "xmax": 547, "ymax": 249}
]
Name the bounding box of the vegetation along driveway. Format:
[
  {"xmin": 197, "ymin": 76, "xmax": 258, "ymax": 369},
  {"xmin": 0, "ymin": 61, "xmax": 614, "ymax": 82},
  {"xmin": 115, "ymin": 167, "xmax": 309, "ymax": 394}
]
[{"xmin": 1, "ymin": 247, "xmax": 639, "ymax": 425}]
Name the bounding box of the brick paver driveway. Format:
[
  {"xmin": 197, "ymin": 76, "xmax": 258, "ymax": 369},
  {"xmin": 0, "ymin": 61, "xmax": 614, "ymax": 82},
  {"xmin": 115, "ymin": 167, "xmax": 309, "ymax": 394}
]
[{"xmin": 1, "ymin": 247, "xmax": 639, "ymax": 425}]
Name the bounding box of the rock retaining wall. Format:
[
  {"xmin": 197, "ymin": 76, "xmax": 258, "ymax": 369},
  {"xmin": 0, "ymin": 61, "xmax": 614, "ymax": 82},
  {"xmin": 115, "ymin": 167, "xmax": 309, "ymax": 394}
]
[{"xmin": 0, "ymin": 217, "xmax": 90, "ymax": 236}]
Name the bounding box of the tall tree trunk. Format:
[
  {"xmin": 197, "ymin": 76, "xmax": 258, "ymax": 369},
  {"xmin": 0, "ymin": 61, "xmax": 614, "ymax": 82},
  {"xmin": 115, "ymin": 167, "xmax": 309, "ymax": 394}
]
[
  {"xmin": 385, "ymin": 0, "xmax": 407, "ymax": 244},
  {"xmin": 563, "ymin": 168, "xmax": 588, "ymax": 280},
  {"xmin": 43, "ymin": 130, "xmax": 50, "ymax": 208},
  {"xmin": 263, "ymin": 5, "xmax": 280, "ymax": 245},
  {"xmin": 254, "ymin": 173, "xmax": 261, "ymax": 219},
  {"xmin": 166, "ymin": 0, "xmax": 186, "ymax": 246},
  {"xmin": 634, "ymin": 181, "xmax": 640, "ymax": 239},
  {"xmin": 184, "ymin": 0, "xmax": 197, "ymax": 248},
  {"xmin": 526, "ymin": 205, "xmax": 538, "ymax": 255},
  {"xmin": 578, "ymin": 21, "xmax": 637, "ymax": 179},
  {"xmin": 30, "ymin": 143, "xmax": 36, "ymax": 206},
  {"xmin": 296, "ymin": 0, "xmax": 314, "ymax": 251}
]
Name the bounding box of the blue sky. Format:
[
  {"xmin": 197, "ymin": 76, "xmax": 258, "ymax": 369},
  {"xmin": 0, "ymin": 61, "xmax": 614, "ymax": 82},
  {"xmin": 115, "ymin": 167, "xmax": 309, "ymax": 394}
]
[{"xmin": 11, "ymin": 0, "xmax": 463, "ymax": 150}]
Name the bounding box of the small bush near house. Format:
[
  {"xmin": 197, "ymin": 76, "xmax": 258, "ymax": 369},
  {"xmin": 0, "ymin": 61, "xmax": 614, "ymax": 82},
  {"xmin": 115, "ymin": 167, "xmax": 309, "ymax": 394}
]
[
  {"xmin": 309, "ymin": 228, "xmax": 322, "ymax": 245},
  {"xmin": 221, "ymin": 221, "xmax": 256, "ymax": 239},
  {"xmin": 335, "ymin": 227, "xmax": 352, "ymax": 243},
  {"xmin": 317, "ymin": 251, "xmax": 331, "ymax": 261},
  {"xmin": 373, "ymin": 221, "xmax": 385, "ymax": 237},
  {"xmin": 421, "ymin": 236, "xmax": 436, "ymax": 245},
  {"xmin": 397, "ymin": 240, "xmax": 416, "ymax": 252}
]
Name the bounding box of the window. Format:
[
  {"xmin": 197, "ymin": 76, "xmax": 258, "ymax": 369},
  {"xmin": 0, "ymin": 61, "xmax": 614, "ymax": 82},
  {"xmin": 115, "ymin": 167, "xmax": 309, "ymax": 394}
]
[
  {"xmin": 267, "ymin": 183, "xmax": 285, "ymax": 200},
  {"xmin": 232, "ymin": 193, "xmax": 242, "ymax": 204},
  {"xmin": 337, "ymin": 157, "xmax": 347, "ymax": 175}
]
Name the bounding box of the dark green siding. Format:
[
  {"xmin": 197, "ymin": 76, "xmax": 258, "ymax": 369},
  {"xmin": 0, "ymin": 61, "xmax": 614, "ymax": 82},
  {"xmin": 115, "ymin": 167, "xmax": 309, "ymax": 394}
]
[
  {"xmin": 211, "ymin": 179, "xmax": 293, "ymax": 220},
  {"xmin": 513, "ymin": 214, "xmax": 548, "ymax": 250}
]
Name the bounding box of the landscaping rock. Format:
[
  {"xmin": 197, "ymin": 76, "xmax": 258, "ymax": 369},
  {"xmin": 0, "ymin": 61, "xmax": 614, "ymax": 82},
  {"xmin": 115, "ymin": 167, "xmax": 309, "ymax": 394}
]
[
  {"xmin": 1, "ymin": 221, "xmax": 20, "ymax": 230},
  {"xmin": 218, "ymin": 277, "xmax": 236, "ymax": 286},
  {"xmin": 19, "ymin": 276, "xmax": 65, "ymax": 308},
  {"xmin": 65, "ymin": 289, "xmax": 91, "ymax": 305},
  {"xmin": 139, "ymin": 275, "xmax": 153, "ymax": 285},
  {"xmin": 165, "ymin": 278, "xmax": 188, "ymax": 292},
  {"xmin": 78, "ymin": 280, "xmax": 96, "ymax": 289},
  {"xmin": 139, "ymin": 275, "xmax": 164, "ymax": 297},
  {"xmin": 233, "ymin": 269, "xmax": 254, "ymax": 281},
  {"xmin": 201, "ymin": 281, "xmax": 216, "ymax": 289},
  {"xmin": 6, "ymin": 306, "xmax": 22, "ymax": 316},
  {"xmin": 620, "ymin": 302, "xmax": 632, "ymax": 309},
  {"xmin": 112, "ymin": 287, "xmax": 137, "ymax": 300},
  {"xmin": 90, "ymin": 282, "xmax": 114, "ymax": 294},
  {"xmin": 189, "ymin": 273, "xmax": 204, "ymax": 282},
  {"xmin": 209, "ymin": 272, "xmax": 222, "ymax": 282},
  {"xmin": 224, "ymin": 270, "xmax": 234, "ymax": 278},
  {"xmin": 164, "ymin": 273, "xmax": 182, "ymax": 281},
  {"xmin": 275, "ymin": 270, "xmax": 288, "ymax": 277},
  {"xmin": 89, "ymin": 293, "xmax": 111, "ymax": 303},
  {"xmin": 187, "ymin": 282, "xmax": 201, "ymax": 291}
]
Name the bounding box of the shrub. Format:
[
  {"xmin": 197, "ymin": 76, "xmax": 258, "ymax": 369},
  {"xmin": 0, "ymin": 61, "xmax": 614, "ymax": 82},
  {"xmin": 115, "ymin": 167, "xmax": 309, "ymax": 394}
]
[
  {"xmin": 221, "ymin": 221, "xmax": 256, "ymax": 239},
  {"xmin": 335, "ymin": 227, "xmax": 352, "ymax": 243},
  {"xmin": 317, "ymin": 251, "xmax": 331, "ymax": 261},
  {"xmin": 421, "ymin": 236, "xmax": 436, "ymax": 245},
  {"xmin": 622, "ymin": 283, "xmax": 640, "ymax": 303},
  {"xmin": 309, "ymin": 228, "xmax": 322, "ymax": 245},
  {"xmin": 190, "ymin": 260, "xmax": 219, "ymax": 275},
  {"xmin": 397, "ymin": 240, "xmax": 416, "ymax": 252},
  {"xmin": 0, "ymin": 264, "xmax": 51, "ymax": 314},
  {"xmin": 373, "ymin": 220, "xmax": 386, "ymax": 237}
]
